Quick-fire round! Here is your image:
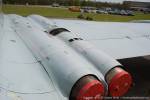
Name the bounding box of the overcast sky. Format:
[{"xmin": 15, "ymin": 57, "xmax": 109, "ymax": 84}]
[{"xmin": 96, "ymin": 0, "xmax": 150, "ymax": 3}]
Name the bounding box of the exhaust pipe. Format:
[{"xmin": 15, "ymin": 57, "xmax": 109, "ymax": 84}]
[
  {"xmin": 10, "ymin": 14, "xmax": 106, "ymax": 99},
  {"xmin": 49, "ymin": 27, "xmax": 132, "ymax": 97},
  {"xmin": 28, "ymin": 15, "xmax": 132, "ymax": 97},
  {"xmin": 70, "ymin": 75, "xmax": 104, "ymax": 100}
]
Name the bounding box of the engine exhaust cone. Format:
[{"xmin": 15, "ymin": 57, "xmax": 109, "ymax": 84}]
[
  {"xmin": 70, "ymin": 75, "xmax": 105, "ymax": 100},
  {"xmin": 106, "ymin": 67, "xmax": 132, "ymax": 97}
]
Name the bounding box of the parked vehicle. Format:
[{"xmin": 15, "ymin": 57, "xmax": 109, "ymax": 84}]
[
  {"xmin": 143, "ymin": 8, "xmax": 150, "ymax": 14},
  {"xmin": 96, "ymin": 9, "xmax": 108, "ymax": 14},
  {"xmin": 52, "ymin": 3, "xmax": 60, "ymax": 7},
  {"xmin": 120, "ymin": 10, "xmax": 128, "ymax": 15},
  {"xmin": 82, "ymin": 7, "xmax": 96, "ymax": 13},
  {"xmin": 126, "ymin": 10, "xmax": 134, "ymax": 16},
  {"xmin": 69, "ymin": 6, "xmax": 81, "ymax": 12}
]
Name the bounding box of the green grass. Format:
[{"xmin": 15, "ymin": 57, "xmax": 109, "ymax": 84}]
[{"xmin": 3, "ymin": 5, "xmax": 150, "ymax": 22}]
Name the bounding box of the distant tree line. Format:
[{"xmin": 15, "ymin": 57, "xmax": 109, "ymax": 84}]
[{"xmin": 3, "ymin": 0, "xmax": 130, "ymax": 9}]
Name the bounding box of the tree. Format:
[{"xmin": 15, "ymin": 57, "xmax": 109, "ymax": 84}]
[
  {"xmin": 74, "ymin": 0, "xmax": 80, "ymax": 6},
  {"xmin": 3, "ymin": 0, "xmax": 130, "ymax": 9}
]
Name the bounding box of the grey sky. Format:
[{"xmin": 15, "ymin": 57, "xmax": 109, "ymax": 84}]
[{"xmin": 96, "ymin": 0, "xmax": 150, "ymax": 3}]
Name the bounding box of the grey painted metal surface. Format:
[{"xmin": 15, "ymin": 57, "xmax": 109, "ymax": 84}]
[
  {"xmin": 0, "ymin": 15, "xmax": 65, "ymax": 100},
  {"xmin": 27, "ymin": 16, "xmax": 134, "ymax": 98},
  {"xmin": 28, "ymin": 15, "xmax": 135, "ymax": 97},
  {"xmin": 58, "ymin": 33, "xmax": 121, "ymax": 75},
  {"xmin": 0, "ymin": 13, "xmax": 150, "ymax": 99},
  {"xmin": 6, "ymin": 14, "xmax": 107, "ymax": 99},
  {"xmin": 28, "ymin": 15, "xmax": 150, "ymax": 59},
  {"xmin": 42, "ymin": 18, "xmax": 150, "ymax": 59},
  {"xmin": 28, "ymin": 15, "xmax": 122, "ymax": 76}
]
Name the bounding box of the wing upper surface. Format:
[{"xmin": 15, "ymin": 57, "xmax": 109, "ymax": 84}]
[
  {"xmin": 52, "ymin": 19, "xmax": 150, "ymax": 59},
  {"xmin": 0, "ymin": 15, "xmax": 66, "ymax": 100}
]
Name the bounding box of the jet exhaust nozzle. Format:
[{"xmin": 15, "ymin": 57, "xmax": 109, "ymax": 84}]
[
  {"xmin": 70, "ymin": 75, "xmax": 104, "ymax": 100},
  {"xmin": 28, "ymin": 15, "xmax": 133, "ymax": 97},
  {"xmin": 53, "ymin": 30, "xmax": 133, "ymax": 97},
  {"xmin": 106, "ymin": 67, "xmax": 132, "ymax": 97}
]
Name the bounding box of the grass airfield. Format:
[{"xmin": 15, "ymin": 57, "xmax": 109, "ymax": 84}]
[{"xmin": 3, "ymin": 5, "xmax": 150, "ymax": 22}]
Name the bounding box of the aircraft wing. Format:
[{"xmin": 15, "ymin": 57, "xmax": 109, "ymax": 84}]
[
  {"xmin": 51, "ymin": 19, "xmax": 150, "ymax": 59},
  {"xmin": 1, "ymin": 13, "xmax": 150, "ymax": 99},
  {"xmin": 0, "ymin": 15, "xmax": 67, "ymax": 100}
]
